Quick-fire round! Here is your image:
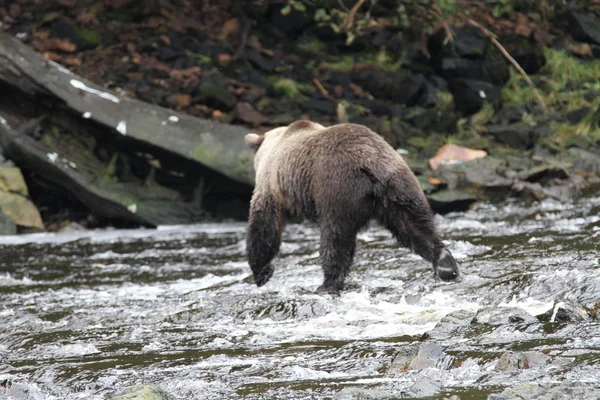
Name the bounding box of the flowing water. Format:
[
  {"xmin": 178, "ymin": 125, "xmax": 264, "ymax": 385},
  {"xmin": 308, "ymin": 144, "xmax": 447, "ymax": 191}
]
[{"xmin": 1, "ymin": 197, "xmax": 599, "ymax": 399}]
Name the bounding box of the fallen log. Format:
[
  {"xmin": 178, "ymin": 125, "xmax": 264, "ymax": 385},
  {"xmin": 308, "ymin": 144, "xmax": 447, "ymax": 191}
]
[{"xmin": 0, "ymin": 33, "xmax": 255, "ymax": 226}]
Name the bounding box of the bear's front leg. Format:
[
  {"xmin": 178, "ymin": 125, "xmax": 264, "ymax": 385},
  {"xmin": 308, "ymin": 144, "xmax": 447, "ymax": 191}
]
[
  {"xmin": 317, "ymin": 221, "xmax": 358, "ymax": 294},
  {"xmin": 246, "ymin": 193, "xmax": 285, "ymax": 287}
]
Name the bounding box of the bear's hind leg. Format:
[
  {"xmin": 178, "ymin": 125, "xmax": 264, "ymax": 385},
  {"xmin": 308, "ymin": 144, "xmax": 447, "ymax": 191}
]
[
  {"xmin": 380, "ymin": 199, "xmax": 459, "ymax": 282},
  {"xmin": 317, "ymin": 220, "xmax": 358, "ymax": 294},
  {"xmin": 246, "ymin": 193, "xmax": 285, "ymax": 287}
]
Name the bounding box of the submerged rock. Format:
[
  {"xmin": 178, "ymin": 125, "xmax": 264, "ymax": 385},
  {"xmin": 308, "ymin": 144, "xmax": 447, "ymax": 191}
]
[
  {"xmin": 109, "ymin": 384, "xmax": 178, "ymax": 400},
  {"xmin": 472, "ymin": 307, "xmax": 538, "ymax": 326},
  {"xmin": 488, "ymin": 382, "xmax": 600, "ymax": 400},
  {"xmin": 537, "ymin": 299, "xmax": 590, "ymax": 323}
]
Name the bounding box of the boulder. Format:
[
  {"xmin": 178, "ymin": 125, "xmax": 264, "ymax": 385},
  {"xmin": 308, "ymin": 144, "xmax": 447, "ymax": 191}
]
[
  {"xmin": 472, "ymin": 307, "xmax": 538, "ymax": 326},
  {"xmin": 0, "ymin": 210, "xmax": 17, "ymax": 235},
  {"xmin": 448, "ymin": 79, "xmax": 501, "ymax": 116},
  {"xmin": 109, "ymin": 384, "xmax": 178, "ymax": 400},
  {"xmin": 565, "ymin": 8, "xmax": 600, "ymax": 45}
]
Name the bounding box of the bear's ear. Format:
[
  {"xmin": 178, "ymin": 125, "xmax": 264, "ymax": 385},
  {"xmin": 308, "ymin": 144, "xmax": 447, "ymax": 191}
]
[{"xmin": 245, "ymin": 134, "xmax": 264, "ymax": 152}]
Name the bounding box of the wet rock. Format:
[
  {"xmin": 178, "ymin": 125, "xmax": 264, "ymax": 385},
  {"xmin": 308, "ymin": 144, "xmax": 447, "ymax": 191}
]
[
  {"xmin": 387, "ymin": 341, "xmax": 446, "ymax": 375},
  {"xmin": 434, "ymin": 157, "xmax": 512, "ymax": 193},
  {"xmin": 245, "ymin": 49, "xmax": 278, "ymax": 72},
  {"xmin": 487, "ymin": 123, "xmax": 534, "ymax": 149},
  {"xmin": 563, "ymin": 147, "xmax": 600, "ymax": 176},
  {"xmin": 495, "ymin": 351, "xmax": 549, "ymax": 372},
  {"xmin": 472, "ymin": 307, "xmax": 538, "ymax": 326},
  {"xmin": 408, "ymin": 376, "xmax": 442, "ymax": 397},
  {"xmin": 537, "ymin": 299, "xmax": 590, "ymax": 323},
  {"xmin": 237, "ymin": 298, "xmax": 329, "ymax": 321},
  {"xmin": 57, "ymin": 221, "xmax": 87, "ymax": 233},
  {"xmin": 448, "ymin": 79, "xmax": 501, "ymax": 116},
  {"xmin": 511, "ymin": 181, "xmax": 552, "ymax": 202},
  {"xmin": 0, "ymin": 210, "xmax": 17, "ymax": 235},
  {"xmin": 566, "ymin": 8, "xmax": 600, "ymax": 46},
  {"xmin": 427, "ymin": 309, "xmax": 476, "ymax": 340},
  {"xmin": 232, "ymin": 102, "xmax": 268, "ymax": 127},
  {"xmin": 109, "ymin": 384, "xmax": 177, "ymax": 400},
  {"xmin": 488, "ymin": 382, "xmax": 600, "ymax": 400},
  {"xmin": 518, "ymin": 164, "xmax": 569, "ymax": 185},
  {"xmin": 427, "ymin": 190, "xmax": 478, "ymax": 214},
  {"xmin": 334, "ymin": 388, "xmax": 399, "ymax": 400},
  {"xmin": 0, "ymin": 166, "xmax": 44, "ymax": 231}
]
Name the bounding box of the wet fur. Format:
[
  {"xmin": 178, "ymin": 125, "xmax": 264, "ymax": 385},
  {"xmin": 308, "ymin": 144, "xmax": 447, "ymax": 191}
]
[{"xmin": 245, "ymin": 120, "xmax": 459, "ymax": 293}]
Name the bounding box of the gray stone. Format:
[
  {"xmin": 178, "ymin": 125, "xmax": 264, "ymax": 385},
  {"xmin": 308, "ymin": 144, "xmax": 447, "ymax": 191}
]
[
  {"xmin": 387, "ymin": 342, "xmax": 447, "ymax": 375},
  {"xmin": 427, "ymin": 310, "xmax": 476, "ymax": 340},
  {"xmin": 0, "ymin": 210, "xmax": 16, "ymax": 235},
  {"xmin": 487, "ymin": 123, "xmax": 533, "ymax": 149},
  {"xmin": 537, "ymin": 299, "xmax": 590, "ymax": 323},
  {"xmin": 109, "ymin": 384, "xmax": 178, "ymax": 400},
  {"xmin": 495, "ymin": 351, "xmax": 549, "ymax": 372},
  {"xmin": 408, "ymin": 376, "xmax": 442, "ymax": 397},
  {"xmin": 472, "ymin": 307, "xmax": 538, "ymax": 326},
  {"xmin": 334, "ymin": 387, "xmax": 401, "ymax": 400},
  {"xmin": 488, "ymin": 382, "xmax": 600, "ymax": 400},
  {"xmin": 426, "ymin": 190, "xmax": 478, "ymax": 214}
]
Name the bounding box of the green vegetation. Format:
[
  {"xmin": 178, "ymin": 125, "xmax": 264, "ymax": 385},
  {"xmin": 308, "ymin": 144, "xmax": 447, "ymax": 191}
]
[
  {"xmin": 435, "ymin": 91, "xmax": 455, "ymax": 113},
  {"xmin": 189, "ymin": 53, "xmax": 212, "ymax": 64},
  {"xmin": 327, "ymin": 50, "xmax": 404, "ymax": 73},
  {"xmin": 272, "ymin": 78, "xmax": 311, "ymax": 98}
]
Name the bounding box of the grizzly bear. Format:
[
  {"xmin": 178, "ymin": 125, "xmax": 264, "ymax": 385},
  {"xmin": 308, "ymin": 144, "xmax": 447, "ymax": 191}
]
[{"xmin": 244, "ymin": 120, "xmax": 459, "ymax": 293}]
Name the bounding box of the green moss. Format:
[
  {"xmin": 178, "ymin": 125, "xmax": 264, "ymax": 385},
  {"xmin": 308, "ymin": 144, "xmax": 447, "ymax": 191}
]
[
  {"xmin": 76, "ymin": 27, "xmax": 101, "ymax": 47},
  {"xmin": 101, "ymin": 153, "xmax": 118, "ymax": 185},
  {"xmin": 298, "ymin": 39, "xmax": 327, "ymax": 53},
  {"xmin": 272, "ymin": 78, "xmax": 310, "ymax": 98},
  {"xmin": 327, "ymin": 56, "xmax": 356, "ymax": 72},
  {"xmin": 327, "ymin": 50, "xmax": 404, "ymax": 73},
  {"xmin": 189, "ymin": 53, "xmax": 212, "ymax": 64},
  {"xmin": 436, "ymin": 91, "xmax": 455, "ymax": 112}
]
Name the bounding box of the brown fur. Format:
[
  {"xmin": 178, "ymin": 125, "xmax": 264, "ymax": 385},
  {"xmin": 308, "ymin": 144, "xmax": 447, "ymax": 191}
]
[{"xmin": 245, "ymin": 121, "xmax": 459, "ymax": 293}]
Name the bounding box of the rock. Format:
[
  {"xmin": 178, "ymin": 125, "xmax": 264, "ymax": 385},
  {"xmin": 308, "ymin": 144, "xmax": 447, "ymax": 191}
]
[
  {"xmin": 472, "ymin": 307, "xmax": 538, "ymax": 326},
  {"xmin": 232, "ymin": 102, "xmax": 268, "ymax": 127},
  {"xmin": 434, "ymin": 157, "xmax": 512, "ymax": 193},
  {"xmin": 488, "ymin": 382, "xmax": 600, "ymax": 400},
  {"xmin": 448, "ymin": 79, "xmax": 501, "ymax": 116},
  {"xmin": 518, "ymin": 164, "xmax": 569, "ymax": 185},
  {"xmin": 563, "ymin": 147, "xmax": 600, "ymax": 176},
  {"xmin": 537, "ymin": 299, "xmax": 590, "ymax": 323},
  {"xmin": 0, "ymin": 166, "xmax": 44, "ymax": 231},
  {"xmin": 267, "ymin": 2, "xmax": 313, "ymax": 36},
  {"xmin": 440, "ymin": 58, "xmax": 509, "ymax": 86},
  {"xmin": 194, "ymin": 80, "xmax": 237, "ymax": 111},
  {"xmin": 566, "ymin": 8, "xmax": 600, "ymax": 46},
  {"xmin": 404, "ymin": 108, "xmax": 457, "ymax": 134},
  {"xmin": 408, "ymin": 376, "xmax": 442, "ymax": 397},
  {"xmin": 57, "ymin": 221, "xmax": 87, "ymax": 233},
  {"xmin": 511, "ymin": 181, "xmax": 552, "ymax": 202},
  {"xmin": 351, "ymin": 71, "xmax": 427, "ymax": 107},
  {"xmin": 109, "ymin": 384, "xmax": 178, "ymax": 400},
  {"xmin": 487, "ymin": 123, "xmax": 534, "ymax": 149},
  {"xmin": 495, "ymin": 351, "xmax": 549, "ymax": 372},
  {"xmin": 427, "ymin": 309, "xmax": 476, "ymax": 340},
  {"xmin": 358, "ymin": 99, "xmax": 392, "ymax": 116},
  {"xmin": 387, "ymin": 341, "xmax": 447, "ymax": 375},
  {"xmin": 429, "ymin": 144, "xmax": 488, "ymax": 171},
  {"xmin": 491, "ymin": 104, "xmax": 541, "ymax": 125},
  {"xmin": 300, "ymin": 99, "xmax": 336, "ymax": 115},
  {"xmin": 508, "ymin": 38, "xmax": 546, "ymax": 74},
  {"xmin": 565, "ymin": 107, "xmax": 591, "ymax": 124},
  {"xmin": 428, "ymin": 25, "xmax": 487, "ymax": 61},
  {"xmin": 427, "ymin": 190, "xmax": 478, "ymax": 214},
  {"xmin": 0, "ymin": 210, "xmax": 17, "ymax": 235},
  {"xmin": 334, "ymin": 388, "xmax": 398, "ymax": 400},
  {"xmin": 245, "ymin": 49, "xmax": 278, "ymax": 72}
]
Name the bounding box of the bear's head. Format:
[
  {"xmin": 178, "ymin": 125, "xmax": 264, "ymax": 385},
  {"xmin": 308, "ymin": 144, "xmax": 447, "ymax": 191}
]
[{"xmin": 244, "ymin": 121, "xmax": 324, "ymax": 170}]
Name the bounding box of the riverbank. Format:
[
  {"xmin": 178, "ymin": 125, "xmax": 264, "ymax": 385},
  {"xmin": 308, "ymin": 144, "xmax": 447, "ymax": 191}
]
[{"xmin": 1, "ymin": 0, "xmax": 600, "ymax": 233}]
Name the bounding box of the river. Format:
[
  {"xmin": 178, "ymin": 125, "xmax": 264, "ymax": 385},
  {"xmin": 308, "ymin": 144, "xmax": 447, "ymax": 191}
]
[{"xmin": 1, "ymin": 197, "xmax": 599, "ymax": 399}]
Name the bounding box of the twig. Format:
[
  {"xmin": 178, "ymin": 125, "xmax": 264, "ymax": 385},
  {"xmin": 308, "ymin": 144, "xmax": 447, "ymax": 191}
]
[
  {"xmin": 464, "ymin": 17, "xmax": 548, "ymax": 111},
  {"xmin": 233, "ymin": 19, "xmax": 252, "ymax": 61},
  {"xmin": 430, "ymin": 8, "xmax": 454, "ymax": 45},
  {"xmin": 312, "ymin": 77, "xmax": 336, "ymax": 102},
  {"xmin": 345, "ymin": 0, "xmax": 366, "ymax": 31}
]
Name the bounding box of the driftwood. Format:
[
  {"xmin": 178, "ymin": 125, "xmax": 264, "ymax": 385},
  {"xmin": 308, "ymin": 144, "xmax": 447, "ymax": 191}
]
[{"xmin": 0, "ymin": 32, "xmax": 255, "ymax": 226}]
